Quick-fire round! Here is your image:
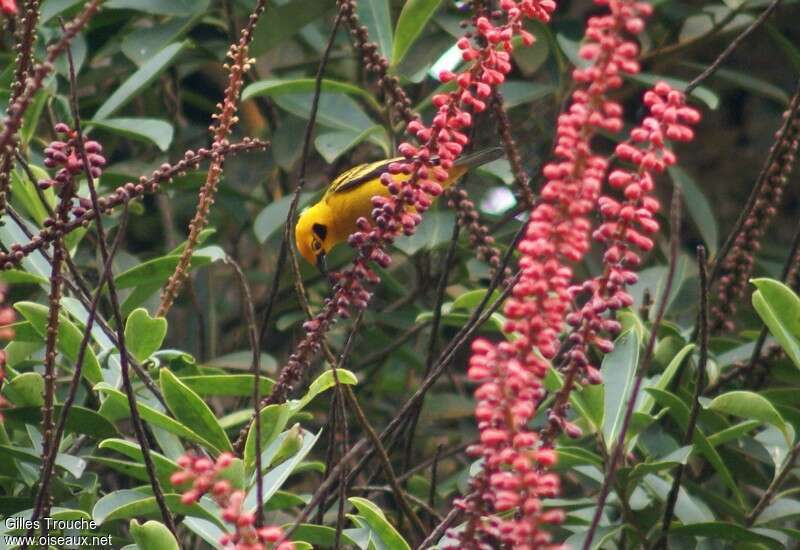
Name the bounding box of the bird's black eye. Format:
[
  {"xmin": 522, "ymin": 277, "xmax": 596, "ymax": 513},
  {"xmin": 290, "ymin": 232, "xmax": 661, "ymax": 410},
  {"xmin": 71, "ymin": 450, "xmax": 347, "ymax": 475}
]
[
  {"xmin": 311, "ymin": 239, "xmax": 321, "ymax": 251},
  {"xmin": 312, "ymin": 223, "xmax": 327, "ymax": 241}
]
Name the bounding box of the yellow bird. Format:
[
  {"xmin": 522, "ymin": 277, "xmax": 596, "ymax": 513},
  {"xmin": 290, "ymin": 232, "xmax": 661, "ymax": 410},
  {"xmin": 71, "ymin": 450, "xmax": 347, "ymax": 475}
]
[{"xmin": 295, "ymin": 147, "xmax": 504, "ymax": 272}]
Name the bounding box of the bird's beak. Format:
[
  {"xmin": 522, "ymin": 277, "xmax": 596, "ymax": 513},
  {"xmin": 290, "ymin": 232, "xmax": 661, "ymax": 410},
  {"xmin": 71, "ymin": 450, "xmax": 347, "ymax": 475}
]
[{"xmin": 315, "ymin": 252, "xmax": 327, "ymax": 276}]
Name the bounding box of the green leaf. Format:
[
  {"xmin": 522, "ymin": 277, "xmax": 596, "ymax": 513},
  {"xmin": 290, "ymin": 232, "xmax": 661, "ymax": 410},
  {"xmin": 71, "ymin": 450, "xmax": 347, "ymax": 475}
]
[
  {"xmin": 391, "ymin": 0, "xmax": 443, "ymax": 67},
  {"xmin": 254, "ymin": 193, "xmax": 315, "ymax": 244},
  {"xmin": 669, "ymin": 167, "xmax": 717, "ymax": 257},
  {"xmin": 349, "ymin": 497, "xmax": 411, "ymax": 550},
  {"xmin": 452, "ymin": 289, "xmax": 502, "ymax": 311},
  {"xmin": 752, "ymin": 278, "xmax": 800, "ymax": 370},
  {"xmin": 160, "ymin": 369, "xmax": 233, "ymax": 454},
  {"xmin": 0, "ymin": 269, "xmax": 48, "ymax": 285},
  {"xmin": 124, "ymin": 308, "xmax": 168, "ymax": 362},
  {"xmin": 638, "ymin": 343, "xmax": 695, "ymax": 417},
  {"xmin": 96, "ymin": 384, "xmax": 222, "ymax": 452},
  {"xmin": 242, "ymin": 79, "xmax": 381, "ymax": 112},
  {"xmin": 10, "ymin": 165, "xmax": 52, "ymax": 225},
  {"xmin": 179, "ymin": 374, "xmax": 274, "ymax": 397},
  {"xmin": 669, "ymin": 522, "xmax": 783, "ymax": 548},
  {"xmin": 93, "ymin": 41, "xmax": 189, "ymax": 120},
  {"xmin": 130, "ymin": 519, "xmax": 180, "ymax": 550},
  {"xmin": 625, "ymin": 445, "xmax": 692, "ymax": 485},
  {"xmin": 98, "ymin": 438, "xmax": 179, "ymax": 485},
  {"xmin": 2, "ymin": 372, "xmax": 43, "ymax": 407},
  {"xmin": 646, "ymin": 388, "xmax": 745, "ymax": 506},
  {"xmin": 273, "ymin": 92, "xmax": 378, "ymax": 134},
  {"xmin": 93, "ymin": 490, "xmax": 222, "ymax": 527},
  {"xmin": 114, "ymin": 246, "xmax": 225, "ymax": 289},
  {"xmin": 282, "ymin": 524, "xmax": 359, "ymax": 548},
  {"xmin": 244, "ymin": 429, "xmax": 321, "ymax": 511},
  {"xmin": 244, "ymin": 404, "xmax": 292, "ymax": 474},
  {"xmin": 105, "ymin": 0, "xmax": 209, "ymax": 15},
  {"xmin": 315, "ymin": 126, "xmax": 388, "ymax": 163},
  {"xmin": 14, "ymin": 301, "xmax": 103, "ymax": 385},
  {"xmin": 251, "ymin": 0, "xmax": 333, "ymax": 56},
  {"xmin": 357, "ymin": 0, "xmax": 394, "ymax": 61},
  {"xmin": 602, "ymin": 330, "xmax": 641, "ymax": 451},
  {"xmin": 705, "ymin": 390, "xmax": 792, "ymax": 444},
  {"xmin": 394, "ymin": 210, "xmax": 456, "ymax": 255},
  {"xmin": 88, "ymin": 118, "xmax": 174, "ymax": 151},
  {"xmin": 1, "ymin": 405, "xmax": 118, "ymax": 439},
  {"xmin": 290, "ymin": 368, "xmax": 358, "ymax": 412}
]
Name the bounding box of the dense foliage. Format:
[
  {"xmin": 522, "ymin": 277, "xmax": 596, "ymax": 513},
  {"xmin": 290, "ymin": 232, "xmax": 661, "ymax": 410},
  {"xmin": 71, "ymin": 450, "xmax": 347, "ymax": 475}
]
[{"xmin": 1, "ymin": 0, "xmax": 800, "ymax": 548}]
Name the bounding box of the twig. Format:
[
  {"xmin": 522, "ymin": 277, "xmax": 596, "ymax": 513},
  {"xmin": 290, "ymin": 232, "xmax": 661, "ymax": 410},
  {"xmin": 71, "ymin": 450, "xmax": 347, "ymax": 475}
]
[
  {"xmin": 0, "ymin": 140, "xmax": 269, "ymax": 271},
  {"xmin": 158, "ymin": 0, "xmax": 268, "ymax": 316},
  {"xmin": 685, "ymin": 0, "xmax": 783, "ymax": 93},
  {"xmin": 65, "ymin": 45, "xmax": 175, "ymax": 533},
  {"xmin": 234, "ymin": 12, "xmax": 342, "ymax": 454},
  {"xmin": 402, "ymin": 220, "xmax": 460, "ymax": 469},
  {"xmin": 656, "ymin": 245, "xmax": 709, "ymax": 547},
  {"xmin": 582, "ymin": 190, "xmax": 682, "ymax": 550},
  {"xmin": 746, "ymin": 440, "xmax": 800, "ymax": 525},
  {"xmin": 226, "ymin": 256, "xmax": 264, "ymax": 525},
  {"xmin": 415, "ymin": 504, "xmax": 463, "ymax": 549},
  {"xmin": 343, "ymin": 385, "xmax": 428, "ymax": 540},
  {"xmin": 30, "ymin": 209, "xmax": 128, "ymax": 539},
  {"xmin": 0, "ymin": 0, "xmax": 101, "ymax": 214}
]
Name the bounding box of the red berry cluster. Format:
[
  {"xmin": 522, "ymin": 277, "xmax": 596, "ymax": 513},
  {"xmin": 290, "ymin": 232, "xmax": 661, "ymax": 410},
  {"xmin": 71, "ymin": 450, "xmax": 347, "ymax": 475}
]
[
  {"xmin": 563, "ymin": 82, "xmax": 700, "ymax": 381},
  {"xmin": 39, "ymin": 123, "xmax": 106, "ymax": 216},
  {"xmin": 171, "ymin": 453, "xmax": 295, "ymax": 550},
  {"xmin": 503, "ymin": 0, "xmax": 652, "ymax": 366}
]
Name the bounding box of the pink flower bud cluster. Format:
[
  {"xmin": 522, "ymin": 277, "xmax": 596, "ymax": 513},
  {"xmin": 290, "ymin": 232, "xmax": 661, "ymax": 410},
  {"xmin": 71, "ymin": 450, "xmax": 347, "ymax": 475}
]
[
  {"xmin": 337, "ymin": 0, "xmax": 557, "ymax": 315},
  {"xmin": 38, "ymin": 124, "xmax": 106, "ymax": 216},
  {"xmin": 562, "ymin": 82, "xmax": 700, "ymax": 384},
  {"xmin": 170, "ymin": 453, "xmax": 294, "ymax": 550},
  {"xmin": 0, "ymin": 282, "xmax": 14, "ymax": 422},
  {"xmin": 271, "ymin": 0, "xmax": 560, "ymax": 406},
  {"xmin": 450, "ymin": 339, "xmax": 565, "ymax": 548},
  {"xmin": 504, "ymin": 0, "xmax": 653, "ymax": 363},
  {"xmin": 1, "ymin": 0, "xmax": 17, "ymax": 15}
]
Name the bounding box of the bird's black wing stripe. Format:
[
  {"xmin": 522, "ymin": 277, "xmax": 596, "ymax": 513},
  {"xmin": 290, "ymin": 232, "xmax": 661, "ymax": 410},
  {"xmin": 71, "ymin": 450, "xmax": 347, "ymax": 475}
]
[{"xmin": 329, "ymin": 157, "xmax": 401, "ymax": 194}]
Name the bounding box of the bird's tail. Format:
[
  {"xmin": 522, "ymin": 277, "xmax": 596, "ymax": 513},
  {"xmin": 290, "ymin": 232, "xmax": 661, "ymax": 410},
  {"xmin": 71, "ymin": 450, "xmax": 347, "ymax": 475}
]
[{"xmin": 453, "ymin": 146, "xmax": 505, "ymax": 169}]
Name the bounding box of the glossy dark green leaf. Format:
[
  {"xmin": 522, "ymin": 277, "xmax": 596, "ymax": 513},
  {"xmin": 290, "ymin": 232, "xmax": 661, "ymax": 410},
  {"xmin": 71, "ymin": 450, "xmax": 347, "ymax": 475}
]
[
  {"xmin": 2, "ymin": 372, "xmax": 43, "ymax": 407},
  {"xmin": 88, "ymin": 118, "xmax": 174, "ymax": 151},
  {"xmin": 253, "ymin": 193, "xmax": 315, "ymax": 244},
  {"xmin": 752, "ymin": 278, "xmax": 800, "ymax": 370},
  {"xmin": 349, "ymin": 497, "xmax": 411, "ymax": 550},
  {"xmin": 160, "ymin": 369, "xmax": 233, "ymax": 454},
  {"xmin": 124, "ymin": 308, "xmax": 168, "ymax": 362},
  {"xmin": 93, "ymin": 41, "xmax": 189, "ymax": 120},
  {"xmin": 114, "ymin": 246, "xmax": 225, "ymax": 289},
  {"xmin": 394, "ymin": 210, "xmax": 456, "ymax": 255},
  {"xmin": 242, "ymin": 78, "xmax": 381, "ymax": 111},
  {"xmin": 251, "ymin": 0, "xmax": 334, "ymax": 56},
  {"xmin": 98, "ymin": 438, "xmax": 179, "ymax": 485},
  {"xmin": 391, "ymin": 0, "xmax": 443, "ymax": 67},
  {"xmin": 14, "ymin": 301, "xmax": 103, "ymax": 385},
  {"xmin": 179, "ymin": 374, "xmax": 274, "ymax": 397},
  {"xmin": 602, "ymin": 330, "xmax": 641, "ymax": 451},
  {"xmin": 1, "ymin": 405, "xmax": 118, "ymax": 440},
  {"xmin": 105, "ymin": 0, "xmax": 209, "ymax": 15},
  {"xmin": 669, "ymin": 166, "xmax": 718, "ymax": 257},
  {"xmin": 705, "ymin": 390, "xmax": 792, "ymax": 444},
  {"xmin": 358, "ymin": 0, "xmax": 393, "ymax": 61},
  {"xmin": 669, "ymin": 522, "xmax": 783, "ymax": 548},
  {"xmin": 92, "ymin": 489, "xmax": 222, "ymax": 527},
  {"xmin": 96, "ymin": 384, "xmax": 222, "ymax": 452},
  {"xmin": 130, "ymin": 519, "xmax": 179, "ymax": 550}
]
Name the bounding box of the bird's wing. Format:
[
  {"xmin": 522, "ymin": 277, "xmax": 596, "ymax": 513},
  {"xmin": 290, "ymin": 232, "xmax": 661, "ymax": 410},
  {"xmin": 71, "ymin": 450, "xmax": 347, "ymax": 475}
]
[{"xmin": 327, "ymin": 157, "xmax": 403, "ymax": 195}]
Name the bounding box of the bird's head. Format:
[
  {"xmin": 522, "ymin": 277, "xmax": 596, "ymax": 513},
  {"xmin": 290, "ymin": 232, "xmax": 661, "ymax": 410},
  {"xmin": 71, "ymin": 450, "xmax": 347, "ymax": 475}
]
[{"xmin": 295, "ymin": 203, "xmax": 334, "ymax": 274}]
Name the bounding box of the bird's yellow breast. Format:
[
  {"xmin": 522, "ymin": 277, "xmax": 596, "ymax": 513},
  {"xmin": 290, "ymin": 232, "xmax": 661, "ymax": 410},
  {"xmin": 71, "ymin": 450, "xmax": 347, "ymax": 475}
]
[{"xmin": 323, "ymin": 177, "xmax": 393, "ymax": 245}]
